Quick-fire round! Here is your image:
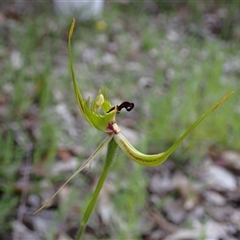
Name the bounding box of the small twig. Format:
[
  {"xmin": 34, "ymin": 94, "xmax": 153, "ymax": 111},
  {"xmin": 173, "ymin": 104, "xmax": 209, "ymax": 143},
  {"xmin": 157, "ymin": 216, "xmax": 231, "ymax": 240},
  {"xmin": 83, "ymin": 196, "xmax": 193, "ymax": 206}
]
[{"xmin": 149, "ymin": 211, "xmax": 178, "ymax": 233}]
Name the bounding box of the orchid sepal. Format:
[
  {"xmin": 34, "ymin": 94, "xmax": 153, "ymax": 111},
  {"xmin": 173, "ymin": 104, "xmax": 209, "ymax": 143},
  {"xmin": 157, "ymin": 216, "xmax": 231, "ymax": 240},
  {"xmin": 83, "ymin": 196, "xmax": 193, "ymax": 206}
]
[
  {"xmin": 114, "ymin": 91, "xmax": 234, "ymax": 167},
  {"xmin": 33, "ymin": 135, "xmax": 112, "ymax": 215},
  {"xmin": 68, "ymin": 19, "xmax": 119, "ymax": 133}
]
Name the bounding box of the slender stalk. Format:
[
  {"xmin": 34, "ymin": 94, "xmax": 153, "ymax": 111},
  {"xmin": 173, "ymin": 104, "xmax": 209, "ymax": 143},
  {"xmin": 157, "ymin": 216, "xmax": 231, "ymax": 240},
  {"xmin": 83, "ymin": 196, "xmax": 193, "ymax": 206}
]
[{"xmin": 76, "ymin": 138, "xmax": 118, "ymax": 240}]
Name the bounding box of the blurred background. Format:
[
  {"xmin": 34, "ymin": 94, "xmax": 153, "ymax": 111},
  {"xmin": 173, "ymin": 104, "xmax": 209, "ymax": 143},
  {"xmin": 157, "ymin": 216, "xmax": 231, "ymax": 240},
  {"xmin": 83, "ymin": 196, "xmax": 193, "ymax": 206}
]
[{"xmin": 0, "ymin": 1, "xmax": 240, "ymax": 239}]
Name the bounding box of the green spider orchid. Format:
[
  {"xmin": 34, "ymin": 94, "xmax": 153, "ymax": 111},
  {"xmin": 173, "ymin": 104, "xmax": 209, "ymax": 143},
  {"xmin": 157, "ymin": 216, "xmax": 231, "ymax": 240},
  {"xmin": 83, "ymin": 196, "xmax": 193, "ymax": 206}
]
[{"xmin": 34, "ymin": 18, "xmax": 233, "ymax": 239}]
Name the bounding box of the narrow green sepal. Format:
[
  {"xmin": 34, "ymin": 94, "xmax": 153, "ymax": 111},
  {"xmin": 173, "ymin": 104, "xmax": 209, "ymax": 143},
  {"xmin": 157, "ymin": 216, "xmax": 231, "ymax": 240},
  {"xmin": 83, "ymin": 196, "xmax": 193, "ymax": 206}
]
[{"xmin": 68, "ymin": 19, "xmax": 118, "ymax": 133}]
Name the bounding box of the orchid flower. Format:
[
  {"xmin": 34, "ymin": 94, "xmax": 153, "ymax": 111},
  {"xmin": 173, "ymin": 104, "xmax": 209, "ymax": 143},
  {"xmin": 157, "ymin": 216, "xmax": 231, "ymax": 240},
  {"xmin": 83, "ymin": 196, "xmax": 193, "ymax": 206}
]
[{"xmin": 34, "ymin": 19, "xmax": 233, "ymax": 239}]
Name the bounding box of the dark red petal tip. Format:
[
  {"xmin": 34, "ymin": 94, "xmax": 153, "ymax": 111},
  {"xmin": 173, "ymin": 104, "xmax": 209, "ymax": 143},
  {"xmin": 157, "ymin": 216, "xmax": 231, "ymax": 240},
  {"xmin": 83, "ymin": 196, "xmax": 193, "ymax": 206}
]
[{"xmin": 117, "ymin": 101, "xmax": 134, "ymax": 112}]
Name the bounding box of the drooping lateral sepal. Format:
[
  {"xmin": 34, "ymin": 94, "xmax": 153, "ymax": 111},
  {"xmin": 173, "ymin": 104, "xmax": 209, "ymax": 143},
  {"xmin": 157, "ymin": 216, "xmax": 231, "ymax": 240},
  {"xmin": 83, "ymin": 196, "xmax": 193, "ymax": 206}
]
[{"xmin": 114, "ymin": 91, "xmax": 234, "ymax": 167}]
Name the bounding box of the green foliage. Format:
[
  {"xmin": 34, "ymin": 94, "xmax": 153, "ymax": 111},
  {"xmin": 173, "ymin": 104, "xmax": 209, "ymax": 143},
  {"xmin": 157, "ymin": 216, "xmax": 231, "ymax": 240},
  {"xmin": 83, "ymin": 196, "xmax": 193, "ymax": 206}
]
[{"xmin": 0, "ymin": 132, "xmax": 22, "ymax": 235}]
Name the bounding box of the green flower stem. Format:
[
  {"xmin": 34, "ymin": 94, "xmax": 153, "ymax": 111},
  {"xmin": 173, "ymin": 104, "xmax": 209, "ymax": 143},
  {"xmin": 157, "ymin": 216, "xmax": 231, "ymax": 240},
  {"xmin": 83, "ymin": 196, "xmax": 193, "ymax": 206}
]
[{"xmin": 76, "ymin": 138, "xmax": 118, "ymax": 240}]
